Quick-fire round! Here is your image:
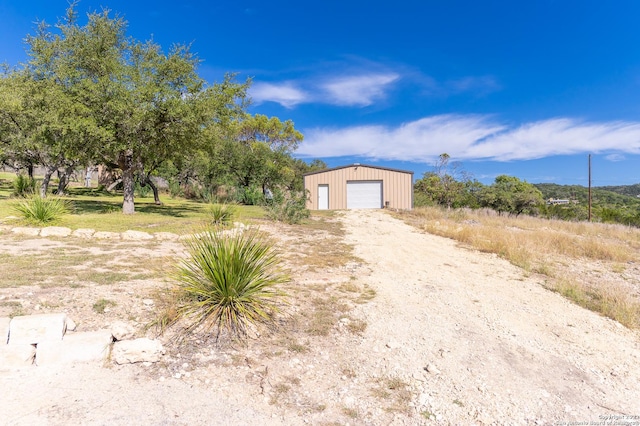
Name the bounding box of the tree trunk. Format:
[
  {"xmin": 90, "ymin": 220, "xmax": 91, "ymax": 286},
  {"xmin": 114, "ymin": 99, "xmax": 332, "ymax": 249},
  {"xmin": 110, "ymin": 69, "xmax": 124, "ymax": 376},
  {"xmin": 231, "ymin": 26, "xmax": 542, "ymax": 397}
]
[
  {"xmin": 40, "ymin": 165, "xmax": 57, "ymax": 198},
  {"xmin": 56, "ymin": 165, "xmax": 74, "ymax": 196},
  {"xmin": 119, "ymin": 151, "xmax": 136, "ymax": 214},
  {"xmin": 144, "ymin": 176, "xmax": 162, "ymax": 205},
  {"xmin": 27, "ymin": 163, "xmax": 34, "ymax": 179},
  {"xmin": 106, "ymin": 178, "xmax": 122, "ymax": 192}
]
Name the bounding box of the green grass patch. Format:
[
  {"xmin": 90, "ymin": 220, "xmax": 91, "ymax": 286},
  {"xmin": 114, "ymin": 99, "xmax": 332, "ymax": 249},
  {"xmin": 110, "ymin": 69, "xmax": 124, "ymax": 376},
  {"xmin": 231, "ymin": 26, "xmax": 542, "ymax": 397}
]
[{"xmin": 0, "ymin": 185, "xmax": 265, "ymax": 233}]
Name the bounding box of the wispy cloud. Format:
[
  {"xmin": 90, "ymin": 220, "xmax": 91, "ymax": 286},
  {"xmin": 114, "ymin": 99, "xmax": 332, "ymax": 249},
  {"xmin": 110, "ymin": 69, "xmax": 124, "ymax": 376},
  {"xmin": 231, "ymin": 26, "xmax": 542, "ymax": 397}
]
[
  {"xmin": 250, "ymin": 73, "xmax": 400, "ymax": 108},
  {"xmin": 320, "ymin": 73, "xmax": 400, "ymax": 106},
  {"xmin": 445, "ymin": 76, "xmax": 501, "ymax": 96},
  {"xmin": 249, "ymin": 82, "xmax": 309, "ymax": 108},
  {"xmin": 298, "ymin": 115, "xmax": 640, "ymax": 162},
  {"xmin": 605, "ymin": 153, "xmax": 626, "ymax": 162},
  {"xmin": 248, "ymin": 58, "xmax": 499, "ymax": 108}
]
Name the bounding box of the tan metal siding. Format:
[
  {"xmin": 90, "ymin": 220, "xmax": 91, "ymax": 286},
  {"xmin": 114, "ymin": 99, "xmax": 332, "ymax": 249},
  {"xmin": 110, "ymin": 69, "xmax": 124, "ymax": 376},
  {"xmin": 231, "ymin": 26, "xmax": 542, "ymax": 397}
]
[{"xmin": 304, "ymin": 165, "xmax": 413, "ymax": 210}]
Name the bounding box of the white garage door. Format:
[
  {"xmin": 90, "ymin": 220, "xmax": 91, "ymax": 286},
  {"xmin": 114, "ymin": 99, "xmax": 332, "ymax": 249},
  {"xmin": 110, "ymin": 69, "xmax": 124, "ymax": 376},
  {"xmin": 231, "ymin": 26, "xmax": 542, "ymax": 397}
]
[{"xmin": 347, "ymin": 181, "xmax": 382, "ymax": 209}]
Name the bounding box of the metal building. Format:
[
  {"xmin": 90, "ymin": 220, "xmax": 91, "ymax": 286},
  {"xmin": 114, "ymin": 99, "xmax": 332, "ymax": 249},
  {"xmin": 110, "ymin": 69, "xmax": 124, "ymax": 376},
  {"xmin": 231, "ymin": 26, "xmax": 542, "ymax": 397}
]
[{"xmin": 303, "ymin": 164, "xmax": 414, "ymax": 210}]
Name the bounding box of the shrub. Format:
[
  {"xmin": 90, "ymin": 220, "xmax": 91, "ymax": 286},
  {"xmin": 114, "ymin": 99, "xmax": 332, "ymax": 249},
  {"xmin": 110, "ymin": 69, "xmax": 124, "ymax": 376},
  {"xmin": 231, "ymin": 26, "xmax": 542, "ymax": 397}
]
[
  {"xmin": 207, "ymin": 203, "xmax": 236, "ymax": 227},
  {"xmin": 264, "ymin": 189, "xmax": 310, "ymax": 224},
  {"xmin": 170, "ymin": 227, "xmax": 288, "ymax": 340},
  {"xmin": 13, "ymin": 196, "xmax": 71, "ymax": 224},
  {"xmin": 236, "ymin": 185, "xmax": 265, "ymax": 206},
  {"xmin": 13, "ymin": 174, "xmax": 36, "ymax": 197}
]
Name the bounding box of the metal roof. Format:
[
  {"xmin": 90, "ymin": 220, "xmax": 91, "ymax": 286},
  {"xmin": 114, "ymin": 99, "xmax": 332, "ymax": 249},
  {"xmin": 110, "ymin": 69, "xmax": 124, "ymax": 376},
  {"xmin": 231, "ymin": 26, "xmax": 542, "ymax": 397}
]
[{"xmin": 302, "ymin": 163, "xmax": 414, "ymax": 177}]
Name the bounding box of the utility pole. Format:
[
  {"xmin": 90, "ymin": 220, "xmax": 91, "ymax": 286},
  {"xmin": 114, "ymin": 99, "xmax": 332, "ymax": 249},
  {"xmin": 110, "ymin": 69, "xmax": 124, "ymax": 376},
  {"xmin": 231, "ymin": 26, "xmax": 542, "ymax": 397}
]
[{"xmin": 589, "ymin": 154, "xmax": 591, "ymax": 222}]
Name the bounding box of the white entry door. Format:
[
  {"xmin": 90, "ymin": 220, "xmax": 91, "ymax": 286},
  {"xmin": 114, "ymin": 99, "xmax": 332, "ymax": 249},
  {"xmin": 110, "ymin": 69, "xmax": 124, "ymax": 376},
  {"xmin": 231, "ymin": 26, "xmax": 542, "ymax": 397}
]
[
  {"xmin": 346, "ymin": 181, "xmax": 382, "ymax": 209},
  {"xmin": 318, "ymin": 184, "xmax": 329, "ymax": 210}
]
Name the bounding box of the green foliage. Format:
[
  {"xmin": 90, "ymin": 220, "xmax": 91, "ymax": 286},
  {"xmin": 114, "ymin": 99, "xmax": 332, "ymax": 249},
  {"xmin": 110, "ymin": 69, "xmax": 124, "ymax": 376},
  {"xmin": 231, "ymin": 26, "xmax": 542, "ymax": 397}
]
[
  {"xmin": 134, "ymin": 181, "xmax": 151, "ymax": 198},
  {"xmin": 92, "ymin": 298, "xmax": 116, "ymax": 314},
  {"xmin": 236, "ymin": 185, "xmax": 265, "ymax": 205},
  {"xmin": 14, "ymin": 5, "xmax": 249, "ymax": 214},
  {"xmin": 264, "ymin": 189, "xmax": 310, "ymax": 224},
  {"xmin": 12, "ymin": 174, "xmax": 36, "ymax": 197},
  {"xmin": 13, "ymin": 195, "xmax": 71, "ymax": 224},
  {"xmin": 413, "ymin": 154, "xmax": 479, "ymax": 208},
  {"xmin": 170, "ymin": 228, "xmax": 288, "ymax": 340},
  {"xmin": 207, "ymin": 203, "xmax": 237, "ymax": 227},
  {"xmin": 479, "ymin": 175, "xmax": 544, "ymax": 216},
  {"xmin": 536, "ymin": 182, "xmax": 640, "ymax": 226}
]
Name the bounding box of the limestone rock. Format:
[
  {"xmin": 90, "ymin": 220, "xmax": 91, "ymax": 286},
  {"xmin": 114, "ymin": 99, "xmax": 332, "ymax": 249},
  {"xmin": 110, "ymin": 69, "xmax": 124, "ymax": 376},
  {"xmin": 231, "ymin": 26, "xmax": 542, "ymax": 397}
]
[
  {"xmin": 40, "ymin": 226, "xmax": 72, "ymax": 237},
  {"xmin": 154, "ymin": 232, "xmax": 179, "ymax": 241},
  {"xmin": 93, "ymin": 231, "xmax": 120, "ymax": 240},
  {"xmin": 0, "ymin": 344, "xmax": 36, "ymax": 368},
  {"xmin": 0, "ymin": 317, "xmax": 10, "ymax": 344},
  {"xmin": 425, "ymin": 363, "xmax": 440, "ymax": 374},
  {"xmin": 112, "ymin": 338, "xmax": 165, "ymax": 364},
  {"xmin": 8, "ymin": 313, "xmax": 67, "ymax": 345},
  {"xmin": 11, "ymin": 227, "xmax": 40, "ymax": 236},
  {"xmin": 36, "ymin": 330, "xmax": 112, "ymax": 366},
  {"xmin": 72, "ymin": 228, "xmax": 95, "ymax": 238},
  {"xmin": 65, "ymin": 317, "xmax": 77, "ymax": 332},
  {"xmin": 122, "ymin": 230, "xmax": 153, "ymax": 240},
  {"xmin": 111, "ymin": 321, "xmax": 136, "ymax": 341}
]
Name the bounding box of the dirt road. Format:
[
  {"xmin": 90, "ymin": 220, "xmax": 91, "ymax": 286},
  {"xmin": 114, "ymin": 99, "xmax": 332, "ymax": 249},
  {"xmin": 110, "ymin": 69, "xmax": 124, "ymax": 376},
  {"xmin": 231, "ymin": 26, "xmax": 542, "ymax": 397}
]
[
  {"xmin": 342, "ymin": 209, "xmax": 640, "ymax": 423},
  {"xmin": 2, "ymin": 209, "xmax": 639, "ymax": 425}
]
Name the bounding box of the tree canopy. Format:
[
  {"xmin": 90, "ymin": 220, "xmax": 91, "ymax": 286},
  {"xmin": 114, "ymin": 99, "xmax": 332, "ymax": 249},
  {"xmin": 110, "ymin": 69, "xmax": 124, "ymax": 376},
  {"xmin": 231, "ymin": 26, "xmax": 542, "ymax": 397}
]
[{"xmin": 0, "ymin": 5, "xmax": 329, "ymax": 213}]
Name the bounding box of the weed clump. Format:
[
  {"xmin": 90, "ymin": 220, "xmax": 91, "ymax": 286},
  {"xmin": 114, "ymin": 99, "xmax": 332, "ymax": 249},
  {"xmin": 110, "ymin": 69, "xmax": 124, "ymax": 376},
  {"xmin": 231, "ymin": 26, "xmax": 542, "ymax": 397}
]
[
  {"xmin": 12, "ymin": 174, "xmax": 36, "ymax": 197},
  {"xmin": 13, "ymin": 195, "xmax": 71, "ymax": 224},
  {"xmin": 207, "ymin": 203, "xmax": 237, "ymax": 227}
]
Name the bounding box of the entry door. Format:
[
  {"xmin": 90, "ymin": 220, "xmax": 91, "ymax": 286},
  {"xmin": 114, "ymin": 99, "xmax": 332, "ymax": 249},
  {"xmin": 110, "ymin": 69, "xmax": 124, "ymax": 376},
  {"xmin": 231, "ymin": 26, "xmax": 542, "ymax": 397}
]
[{"xmin": 318, "ymin": 184, "xmax": 329, "ymax": 210}]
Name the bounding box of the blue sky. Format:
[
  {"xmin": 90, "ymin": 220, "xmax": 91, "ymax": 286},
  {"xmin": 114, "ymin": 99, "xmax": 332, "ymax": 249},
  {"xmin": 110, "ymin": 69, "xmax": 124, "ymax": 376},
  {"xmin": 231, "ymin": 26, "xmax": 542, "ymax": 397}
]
[{"xmin": 2, "ymin": 1, "xmax": 640, "ymax": 186}]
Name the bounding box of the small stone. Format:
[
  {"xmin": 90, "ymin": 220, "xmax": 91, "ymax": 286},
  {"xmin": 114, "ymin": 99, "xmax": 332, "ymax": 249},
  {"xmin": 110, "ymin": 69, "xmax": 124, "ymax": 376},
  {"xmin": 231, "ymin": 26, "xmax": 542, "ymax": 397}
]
[
  {"xmin": 111, "ymin": 321, "xmax": 136, "ymax": 341},
  {"xmin": 425, "ymin": 363, "xmax": 440, "ymax": 374},
  {"xmin": 386, "ymin": 341, "xmax": 400, "ymax": 349},
  {"xmin": 66, "ymin": 317, "xmax": 77, "ymax": 332}
]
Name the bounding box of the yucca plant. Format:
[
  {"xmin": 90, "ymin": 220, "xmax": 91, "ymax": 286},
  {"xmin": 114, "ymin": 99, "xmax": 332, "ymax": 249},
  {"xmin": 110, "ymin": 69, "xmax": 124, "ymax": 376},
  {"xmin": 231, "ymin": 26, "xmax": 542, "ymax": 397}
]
[
  {"xmin": 207, "ymin": 203, "xmax": 237, "ymax": 227},
  {"xmin": 12, "ymin": 174, "xmax": 36, "ymax": 197},
  {"xmin": 170, "ymin": 227, "xmax": 288, "ymax": 340},
  {"xmin": 13, "ymin": 196, "xmax": 71, "ymax": 224}
]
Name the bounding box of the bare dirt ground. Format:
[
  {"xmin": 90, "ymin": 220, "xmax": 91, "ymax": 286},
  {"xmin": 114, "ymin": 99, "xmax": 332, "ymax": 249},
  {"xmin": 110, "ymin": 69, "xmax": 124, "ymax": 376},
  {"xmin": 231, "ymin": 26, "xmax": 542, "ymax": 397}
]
[{"xmin": 1, "ymin": 209, "xmax": 640, "ymax": 425}]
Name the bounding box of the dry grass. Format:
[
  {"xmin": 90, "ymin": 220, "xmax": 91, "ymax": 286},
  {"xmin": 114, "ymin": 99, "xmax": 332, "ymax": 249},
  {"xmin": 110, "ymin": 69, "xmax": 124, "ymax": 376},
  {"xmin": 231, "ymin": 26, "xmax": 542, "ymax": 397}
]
[
  {"xmin": 371, "ymin": 376, "xmax": 413, "ymax": 413},
  {"xmin": 397, "ymin": 207, "xmax": 640, "ymax": 328}
]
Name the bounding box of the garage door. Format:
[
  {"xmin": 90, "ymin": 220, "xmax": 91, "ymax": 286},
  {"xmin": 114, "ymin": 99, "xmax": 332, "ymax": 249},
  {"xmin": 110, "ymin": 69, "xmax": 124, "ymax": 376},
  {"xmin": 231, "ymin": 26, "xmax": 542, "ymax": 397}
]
[{"xmin": 347, "ymin": 181, "xmax": 382, "ymax": 209}]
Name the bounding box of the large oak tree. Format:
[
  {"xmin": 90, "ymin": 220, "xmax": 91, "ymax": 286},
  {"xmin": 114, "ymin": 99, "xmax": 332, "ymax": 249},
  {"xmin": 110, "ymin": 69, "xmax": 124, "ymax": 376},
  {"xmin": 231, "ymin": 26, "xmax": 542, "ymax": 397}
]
[{"xmin": 21, "ymin": 5, "xmax": 247, "ymax": 213}]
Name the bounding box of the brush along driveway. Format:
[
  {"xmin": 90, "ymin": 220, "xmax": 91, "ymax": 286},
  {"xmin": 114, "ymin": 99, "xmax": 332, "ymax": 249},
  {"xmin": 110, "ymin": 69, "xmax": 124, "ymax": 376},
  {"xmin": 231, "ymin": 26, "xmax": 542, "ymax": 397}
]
[{"xmin": 1, "ymin": 209, "xmax": 640, "ymax": 425}]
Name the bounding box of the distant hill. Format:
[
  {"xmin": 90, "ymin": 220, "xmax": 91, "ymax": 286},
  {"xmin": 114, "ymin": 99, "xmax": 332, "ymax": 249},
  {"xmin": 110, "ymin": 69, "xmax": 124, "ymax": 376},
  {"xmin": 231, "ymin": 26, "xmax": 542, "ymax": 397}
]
[
  {"xmin": 597, "ymin": 183, "xmax": 640, "ymax": 198},
  {"xmin": 534, "ymin": 183, "xmax": 640, "ymax": 207}
]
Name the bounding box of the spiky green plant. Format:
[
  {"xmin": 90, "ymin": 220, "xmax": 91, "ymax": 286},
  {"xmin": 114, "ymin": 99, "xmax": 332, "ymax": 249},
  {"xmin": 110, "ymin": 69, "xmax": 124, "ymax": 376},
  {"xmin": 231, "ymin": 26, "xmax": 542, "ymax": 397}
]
[
  {"xmin": 13, "ymin": 196, "xmax": 71, "ymax": 224},
  {"xmin": 171, "ymin": 227, "xmax": 288, "ymax": 340},
  {"xmin": 12, "ymin": 174, "xmax": 36, "ymax": 197},
  {"xmin": 207, "ymin": 203, "xmax": 237, "ymax": 227}
]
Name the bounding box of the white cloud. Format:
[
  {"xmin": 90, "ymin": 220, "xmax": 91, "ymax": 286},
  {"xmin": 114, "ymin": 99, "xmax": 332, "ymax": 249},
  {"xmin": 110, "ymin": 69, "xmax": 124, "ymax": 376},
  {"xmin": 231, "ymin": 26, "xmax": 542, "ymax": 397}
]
[
  {"xmin": 249, "ymin": 82, "xmax": 309, "ymax": 108},
  {"xmin": 605, "ymin": 153, "xmax": 626, "ymax": 162},
  {"xmin": 320, "ymin": 73, "xmax": 400, "ymax": 106},
  {"xmin": 298, "ymin": 115, "xmax": 640, "ymax": 162}
]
